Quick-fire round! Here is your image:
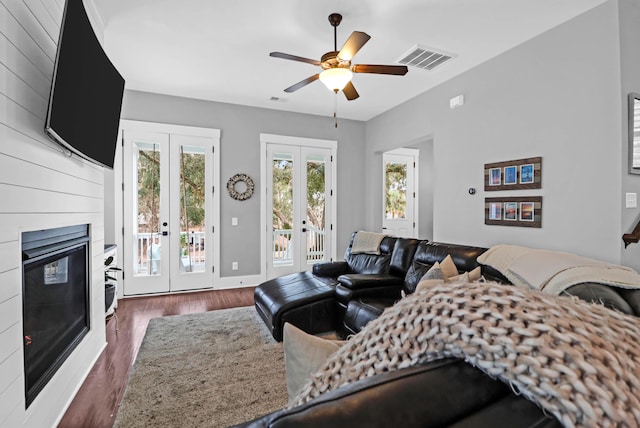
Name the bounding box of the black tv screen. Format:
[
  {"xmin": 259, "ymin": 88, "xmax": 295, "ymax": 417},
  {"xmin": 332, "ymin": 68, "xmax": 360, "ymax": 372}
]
[{"xmin": 45, "ymin": 0, "xmax": 125, "ymax": 169}]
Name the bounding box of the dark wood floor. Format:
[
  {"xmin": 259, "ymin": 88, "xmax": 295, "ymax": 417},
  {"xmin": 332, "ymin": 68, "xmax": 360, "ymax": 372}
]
[{"xmin": 57, "ymin": 287, "xmax": 255, "ymax": 428}]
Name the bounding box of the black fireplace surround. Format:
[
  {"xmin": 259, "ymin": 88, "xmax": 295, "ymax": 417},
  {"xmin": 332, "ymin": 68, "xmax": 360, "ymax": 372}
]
[{"xmin": 21, "ymin": 224, "xmax": 90, "ymax": 407}]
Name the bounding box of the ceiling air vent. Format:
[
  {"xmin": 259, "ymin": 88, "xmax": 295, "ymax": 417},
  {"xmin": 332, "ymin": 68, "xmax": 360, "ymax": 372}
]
[{"xmin": 397, "ymin": 45, "xmax": 454, "ymax": 71}]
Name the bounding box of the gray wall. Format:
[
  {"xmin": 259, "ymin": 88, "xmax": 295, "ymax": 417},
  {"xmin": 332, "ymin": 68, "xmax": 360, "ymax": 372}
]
[
  {"xmin": 619, "ymin": 0, "xmax": 640, "ymax": 269},
  {"xmin": 120, "ymin": 92, "xmax": 367, "ymax": 276},
  {"xmin": 365, "ymin": 2, "xmax": 625, "ymax": 265}
]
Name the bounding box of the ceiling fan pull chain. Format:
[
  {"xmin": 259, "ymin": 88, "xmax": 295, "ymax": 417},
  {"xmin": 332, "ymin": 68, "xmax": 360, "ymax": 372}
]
[{"xmin": 334, "ymin": 92, "xmax": 338, "ymax": 128}]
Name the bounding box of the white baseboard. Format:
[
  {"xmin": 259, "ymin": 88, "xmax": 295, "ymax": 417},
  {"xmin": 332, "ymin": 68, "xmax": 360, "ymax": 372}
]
[{"xmin": 216, "ymin": 274, "xmax": 265, "ymax": 289}]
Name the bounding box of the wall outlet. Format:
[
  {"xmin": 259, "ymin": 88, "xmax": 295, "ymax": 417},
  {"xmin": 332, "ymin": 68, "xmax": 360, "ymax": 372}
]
[
  {"xmin": 626, "ymin": 193, "xmax": 637, "ymax": 208},
  {"xmin": 232, "ymin": 262, "xmax": 238, "ymax": 271}
]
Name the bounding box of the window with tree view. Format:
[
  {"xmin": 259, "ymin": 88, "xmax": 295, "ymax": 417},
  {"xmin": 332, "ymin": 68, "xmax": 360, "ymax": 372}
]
[
  {"xmin": 178, "ymin": 145, "xmax": 206, "ymax": 273},
  {"xmin": 135, "ymin": 142, "xmax": 161, "ymax": 276},
  {"xmin": 306, "ymin": 154, "xmax": 326, "ymax": 263},
  {"xmin": 385, "ymin": 162, "xmax": 407, "ymax": 219}
]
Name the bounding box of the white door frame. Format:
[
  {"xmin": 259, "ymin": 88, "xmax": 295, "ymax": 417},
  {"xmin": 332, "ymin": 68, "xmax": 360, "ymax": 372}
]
[
  {"xmin": 260, "ymin": 133, "xmax": 337, "ymax": 281},
  {"xmin": 382, "ymin": 147, "xmax": 419, "ymax": 238},
  {"xmin": 117, "ymin": 120, "xmax": 221, "ymax": 294}
]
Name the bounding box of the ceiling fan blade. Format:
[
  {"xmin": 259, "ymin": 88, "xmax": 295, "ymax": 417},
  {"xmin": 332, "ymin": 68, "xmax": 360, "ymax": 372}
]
[
  {"xmin": 270, "ymin": 52, "xmax": 321, "ymax": 66},
  {"xmin": 351, "ymin": 64, "xmax": 408, "ymax": 75},
  {"xmin": 337, "ymin": 31, "xmax": 371, "ymax": 62},
  {"xmin": 343, "ymin": 81, "xmax": 359, "ymax": 101},
  {"xmin": 284, "ymin": 74, "xmax": 320, "ymax": 93}
]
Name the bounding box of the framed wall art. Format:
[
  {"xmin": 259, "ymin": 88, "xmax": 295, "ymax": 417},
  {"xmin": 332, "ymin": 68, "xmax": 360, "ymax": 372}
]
[
  {"xmin": 484, "ymin": 157, "xmax": 542, "ymax": 191},
  {"xmin": 484, "ymin": 196, "xmax": 542, "ymax": 228}
]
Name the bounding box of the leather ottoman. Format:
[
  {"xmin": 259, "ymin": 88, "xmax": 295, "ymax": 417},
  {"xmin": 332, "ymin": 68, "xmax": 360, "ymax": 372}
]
[{"xmin": 254, "ymin": 271, "xmax": 338, "ymax": 341}]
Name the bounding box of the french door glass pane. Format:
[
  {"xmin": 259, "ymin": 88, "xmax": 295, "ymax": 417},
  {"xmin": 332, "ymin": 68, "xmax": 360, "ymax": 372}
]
[
  {"xmin": 272, "ymin": 153, "xmax": 293, "ymax": 267},
  {"xmin": 306, "ymin": 154, "xmax": 326, "ymax": 263},
  {"xmin": 134, "ymin": 142, "xmax": 161, "ymax": 277},
  {"xmin": 385, "ymin": 162, "xmax": 407, "ymax": 219},
  {"xmin": 178, "ymin": 145, "xmax": 206, "ymax": 273}
]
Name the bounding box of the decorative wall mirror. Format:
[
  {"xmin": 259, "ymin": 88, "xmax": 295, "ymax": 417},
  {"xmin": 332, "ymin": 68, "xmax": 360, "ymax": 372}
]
[{"xmin": 629, "ymin": 93, "xmax": 640, "ymax": 174}]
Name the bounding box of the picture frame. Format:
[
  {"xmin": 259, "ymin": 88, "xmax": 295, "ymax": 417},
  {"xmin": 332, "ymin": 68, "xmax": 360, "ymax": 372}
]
[
  {"xmin": 520, "ymin": 164, "xmax": 534, "ymax": 184},
  {"xmin": 485, "ymin": 196, "xmax": 542, "ymax": 228},
  {"xmin": 504, "ymin": 166, "xmax": 517, "ymax": 185},
  {"xmin": 489, "ymin": 168, "xmax": 501, "ymax": 186},
  {"xmin": 520, "ymin": 202, "xmax": 535, "ymax": 221},
  {"xmin": 488, "ymin": 202, "xmax": 502, "ymax": 220},
  {"xmin": 484, "ymin": 157, "xmax": 542, "ymax": 191},
  {"xmin": 628, "ymin": 93, "xmax": 640, "ymax": 174},
  {"xmin": 504, "ymin": 202, "xmax": 518, "ymax": 220}
]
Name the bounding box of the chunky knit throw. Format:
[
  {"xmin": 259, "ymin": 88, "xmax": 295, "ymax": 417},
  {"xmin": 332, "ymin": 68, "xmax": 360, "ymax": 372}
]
[{"xmin": 293, "ymin": 282, "xmax": 640, "ymax": 427}]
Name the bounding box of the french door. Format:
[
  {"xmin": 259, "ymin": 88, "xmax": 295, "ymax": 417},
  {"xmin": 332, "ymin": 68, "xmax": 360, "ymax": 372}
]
[
  {"xmin": 382, "ymin": 148, "xmax": 419, "ymax": 238},
  {"xmin": 122, "ymin": 123, "xmax": 219, "ymax": 295},
  {"xmin": 265, "ymin": 143, "xmax": 334, "ymax": 279}
]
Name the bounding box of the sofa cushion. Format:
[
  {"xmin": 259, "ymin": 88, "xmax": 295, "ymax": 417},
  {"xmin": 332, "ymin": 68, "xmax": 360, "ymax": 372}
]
[
  {"xmin": 415, "ymin": 278, "xmax": 445, "ymax": 293},
  {"xmin": 283, "ymin": 323, "xmax": 345, "ymax": 403},
  {"xmin": 439, "ymin": 255, "xmax": 459, "ymax": 279},
  {"xmin": 346, "ymin": 253, "xmax": 391, "ymax": 275},
  {"xmin": 422, "ymin": 262, "xmax": 445, "ymax": 280},
  {"xmin": 389, "ymin": 238, "xmax": 420, "ymax": 277},
  {"xmin": 350, "ymin": 231, "xmax": 388, "ymax": 254},
  {"xmin": 414, "ymin": 242, "xmax": 488, "ymax": 274},
  {"xmin": 344, "ymin": 297, "xmax": 396, "ymax": 335},
  {"xmin": 449, "ymin": 266, "xmax": 482, "ymax": 283},
  {"xmin": 403, "ymin": 261, "xmax": 431, "ymax": 294}
]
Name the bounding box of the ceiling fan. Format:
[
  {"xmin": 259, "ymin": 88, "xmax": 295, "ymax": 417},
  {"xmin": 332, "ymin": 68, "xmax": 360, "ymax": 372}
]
[{"xmin": 270, "ymin": 13, "xmax": 408, "ymax": 101}]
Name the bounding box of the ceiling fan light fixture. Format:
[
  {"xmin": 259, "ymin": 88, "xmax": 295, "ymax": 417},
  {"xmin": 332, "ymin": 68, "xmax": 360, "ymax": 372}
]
[{"xmin": 319, "ymin": 68, "xmax": 353, "ymax": 92}]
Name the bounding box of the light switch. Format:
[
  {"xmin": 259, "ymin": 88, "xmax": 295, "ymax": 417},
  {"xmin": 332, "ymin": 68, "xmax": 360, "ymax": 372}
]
[
  {"xmin": 626, "ymin": 193, "xmax": 637, "ymax": 208},
  {"xmin": 232, "ymin": 217, "xmax": 238, "ymax": 226}
]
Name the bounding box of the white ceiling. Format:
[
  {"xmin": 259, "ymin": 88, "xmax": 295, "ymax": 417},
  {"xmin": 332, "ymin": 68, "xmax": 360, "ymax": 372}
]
[{"xmin": 92, "ymin": 0, "xmax": 608, "ymax": 121}]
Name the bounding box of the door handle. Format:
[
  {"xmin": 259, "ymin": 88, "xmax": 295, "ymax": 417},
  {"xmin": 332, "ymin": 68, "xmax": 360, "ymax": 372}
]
[
  {"xmin": 162, "ymin": 231, "xmax": 169, "ymax": 236},
  {"xmin": 302, "ymin": 228, "xmax": 307, "ymax": 233}
]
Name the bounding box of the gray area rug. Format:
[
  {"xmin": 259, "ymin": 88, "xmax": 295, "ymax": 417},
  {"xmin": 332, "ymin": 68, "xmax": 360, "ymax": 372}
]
[{"xmin": 114, "ymin": 306, "xmax": 286, "ymax": 427}]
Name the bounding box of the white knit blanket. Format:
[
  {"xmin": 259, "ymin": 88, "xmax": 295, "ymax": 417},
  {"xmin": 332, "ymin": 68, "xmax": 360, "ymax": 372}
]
[
  {"xmin": 293, "ymin": 282, "xmax": 640, "ymax": 427},
  {"xmin": 477, "ymin": 245, "xmax": 640, "ymax": 294}
]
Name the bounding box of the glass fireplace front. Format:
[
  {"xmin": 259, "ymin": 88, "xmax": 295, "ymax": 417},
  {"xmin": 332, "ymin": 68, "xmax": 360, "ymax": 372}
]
[{"xmin": 22, "ymin": 224, "xmax": 90, "ymax": 407}]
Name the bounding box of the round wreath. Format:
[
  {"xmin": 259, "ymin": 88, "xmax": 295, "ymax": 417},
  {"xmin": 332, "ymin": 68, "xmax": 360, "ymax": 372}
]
[{"xmin": 227, "ymin": 173, "xmax": 254, "ymax": 201}]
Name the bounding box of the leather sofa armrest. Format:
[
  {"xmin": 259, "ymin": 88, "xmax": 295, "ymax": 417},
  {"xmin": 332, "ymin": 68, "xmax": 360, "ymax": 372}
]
[
  {"xmin": 564, "ymin": 283, "xmax": 634, "ymax": 315},
  {"xmin": 231, "ymin": 358, "xmax": 560, "ymax": 428},
  {"xmin": 313, "ymin": 261, "xmax": 350, "ymax": 278},
  {"xmin": 337, "ymin": 274, "xmax": 403, "ymax": 290},
  {"xmin": 618, "ymin": 288, "xmax": 640, "ymax": 316},
  {"xmin": 335, "ymin": 274, "xmax": 404, "ymax": 305}
]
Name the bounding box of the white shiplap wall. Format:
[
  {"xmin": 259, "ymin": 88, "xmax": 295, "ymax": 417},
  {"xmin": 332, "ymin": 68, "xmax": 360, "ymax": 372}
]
[{"xmin": 0, "ymin": 0, "xmax": 108, "ymax": 426}]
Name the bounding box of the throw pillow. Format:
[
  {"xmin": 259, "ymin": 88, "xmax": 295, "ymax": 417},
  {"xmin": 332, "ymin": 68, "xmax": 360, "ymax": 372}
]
[
  {"xmin": 447, "ymin": 271, "xmax": 470, "ymax": 285},
  {"xmin": 415, "ymin": 278, "xmax": 445, "ymax": 293},
  {"xmin": 283, "ymin": 323, "xmax": 346, "ymax": 404},
  {"xmin": 422, "ymin": 261, "xmax": 445, "ymax": 280},
  {"xmin": 448, "ymin": 266, "xmax": 482, "ymax": 283},
  {"xmin": 440, "ymin": 255, "xmax": 459, "ymax": 279}
]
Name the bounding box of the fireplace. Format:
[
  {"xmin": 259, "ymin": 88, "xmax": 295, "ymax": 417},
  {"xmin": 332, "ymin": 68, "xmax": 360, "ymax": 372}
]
[{"xmin": 21, "ymin": 225, "xmax": 90, "ymax": 407}]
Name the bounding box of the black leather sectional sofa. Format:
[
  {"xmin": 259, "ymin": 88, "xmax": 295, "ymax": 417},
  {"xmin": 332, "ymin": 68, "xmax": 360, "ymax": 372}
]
[
  {"xmin": 246, "ymin": 233, "xmax": 640, "ymax": 427},
  {"xmin": 255, "ymin": 232, "xmax": 640, "ymax": 342}
]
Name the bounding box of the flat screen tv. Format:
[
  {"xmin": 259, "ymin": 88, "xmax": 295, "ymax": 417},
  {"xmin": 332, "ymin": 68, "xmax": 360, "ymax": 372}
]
[{"xmin": 45, "ymin": 0, "xmax": 125, "ymax": 169}]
